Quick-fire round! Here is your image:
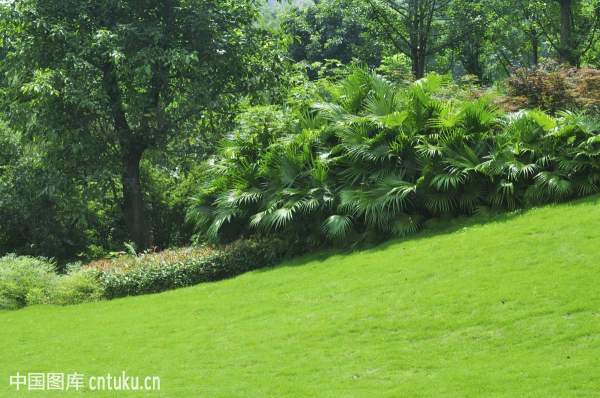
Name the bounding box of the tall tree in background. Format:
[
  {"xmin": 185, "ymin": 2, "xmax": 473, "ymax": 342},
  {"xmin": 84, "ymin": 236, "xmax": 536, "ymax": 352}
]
[
  {"xmin": 364, "ymin": 0, "xmax": 451, "ymax": 78},
  {"xmin": 283, "ymin": 0, "xmax": 386, "ymax": 67},
  {"xmin": 481, "ymin": 0, "xmax": 543, "ymax": 74},
  {"xmin": 448, "ymin": 0, "xmax": 488, "ymax": 79},
  {"xmin": 1, "ymin": 0, "xmax": 269, "ymax": 250},
  {"xmin": 532, "ymin": 0, "xmax": 600, "ymax": 66}
]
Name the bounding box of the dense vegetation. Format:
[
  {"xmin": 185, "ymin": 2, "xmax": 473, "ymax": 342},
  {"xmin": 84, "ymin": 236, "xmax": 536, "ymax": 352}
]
[
  {"xmin": 3, "ymin": 2, "xmax": 600, "ymax": 395},
  {"xmin": 189, "ymin": 69, "xmax": 600, "ymax": 246},
  {"xmin": 3, "ymin": 196, "xmax": 600, "ymax": 396},
  {"xmin": 0, "ymin": 0, "xmax": 291, "ymax": 261},
  {"xmin": 0, "ymin": 238, "xmax": 300, "ymax": 309},
  {"xmin": 2, "ymin": 0, "xmax": 600, "ymax": 304}
]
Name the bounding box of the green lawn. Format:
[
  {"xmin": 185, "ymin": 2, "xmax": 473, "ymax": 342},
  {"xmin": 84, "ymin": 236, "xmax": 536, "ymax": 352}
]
[{"xmin": 2, "ymin": 197, "xmax": 600, "ymax": 397}]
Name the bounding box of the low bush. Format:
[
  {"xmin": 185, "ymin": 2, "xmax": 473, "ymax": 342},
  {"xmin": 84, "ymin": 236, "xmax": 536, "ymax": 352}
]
[
  {"xmin": 0, "ymin": 255, "xmax": 105, "ymax": 309},
  {"xmin": 49, "ymin": 270, "xmax": 104, "ymax": 305},
  {"xmin": 86, "ymin": 246, "xmax": 217, "ymax": 272},
  {"xmin": 0, "ymin": 255, "xmax": 56, "ymax": 309},
  {"xmin": 1, "ymin": 238, "xmax": 308, "ymax": 307},
  {"xmin": 506, "ymin": 61, "xmax": 574, "ymax": 113},
  {"xmin": 96, "ymin": 239, "xmax": 306, "ymax": 299},
  {"xmin": 505, "ymin": 61, "xmax": 600, "ymax": 113}
]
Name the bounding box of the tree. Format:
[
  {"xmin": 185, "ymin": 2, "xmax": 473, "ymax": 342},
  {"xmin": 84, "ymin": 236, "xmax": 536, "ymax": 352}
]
[
  {"xmin": 448, "ymin": 0, "xmax": 489, "ymax": 79},
  {"xmin": 1, "ymin": 0, "xmax": 269, "ymax": 250},
  {"xmin": 282, "ymin": 0, "xmax": 387, "ymax": 67},
  {"xmin": 447, "ymin": 0, "xmax": 543, "ymax": 79},
  {"xmin": 363, "ymin": 0, "xmax": 451, "ymax": 78},
  {"xmin": 481, "ymin": 0, "xmax": 545, "ymax": 75},
  {"xmin": 532, "ymin": 0, "xmax": 600, "ymax": 66}
]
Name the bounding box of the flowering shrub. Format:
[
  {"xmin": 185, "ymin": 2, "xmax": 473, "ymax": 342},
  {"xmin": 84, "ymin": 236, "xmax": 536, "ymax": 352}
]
[{"xmin": 96, "ymin": 239, "xmax": 305, "ymax": 299}]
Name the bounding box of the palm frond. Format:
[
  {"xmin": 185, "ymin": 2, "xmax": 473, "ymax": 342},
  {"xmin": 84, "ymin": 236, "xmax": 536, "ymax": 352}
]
[
  {"xmin": 321, "ymin": 215, "xmax": 353, "ymax": 241},
  {"xmin": 392, "ymin": 214, "xmax": 422, "ymax": 237}
]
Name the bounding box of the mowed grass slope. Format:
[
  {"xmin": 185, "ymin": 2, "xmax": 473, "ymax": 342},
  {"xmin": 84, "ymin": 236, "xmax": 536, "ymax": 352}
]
[{"xmin": 2, "ymin": 197, "xmax": 600, "ymax": 397}]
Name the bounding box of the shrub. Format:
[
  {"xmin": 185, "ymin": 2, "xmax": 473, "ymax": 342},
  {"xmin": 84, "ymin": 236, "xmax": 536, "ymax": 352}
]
[
  {"xmin": 376, "ymin": 54, "xmax": 413, "ymax": 85},
  {"xmin": 5, "ymin": 239, "xmax": 296, "ymax": 306},
  {"xmin": 569, "ymin": 68, "xmax": 600, "ymax": 112},
  {"xmin": 506, "ymin": 61, "xmax": 574, "ymax": 112},
  {"xmin": 188, "ymin": 66, "xmax": 600, "ymax": 247},
  {"xmin": 86, "ymin": 246, "xmax": 218, "ymax": 272},
  {"xmin": 505, "ymin": 61, "xmax": 600, "ymax": 113},
  {"xmin": 0, "ymin": 255, "xmax": 105, "ymax": 309},
  {"xmin": 49, "ymin": 270, "xmax": 104, "ymax": 305},
  {"xmin": 97, "ymin": 238, "xmax": 305, "ymax": 299},
  {"xmin": 0, "ymin": 255, "xmax": 56, "ymax": 309}
]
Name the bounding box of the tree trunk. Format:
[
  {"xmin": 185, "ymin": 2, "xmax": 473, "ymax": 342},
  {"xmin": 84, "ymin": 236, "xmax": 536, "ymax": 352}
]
[
  {"xmin": 122, "ymin": 144, "xmax": 151, "ymax": 250},
  {"xmin": 531, "ymin": 32, "xmax": 539, "ymax": 66},
  {"xmin": 102, "ymin": 61, "xmax": 151, "ymax": 250},
  {"xmin": 558, "ymin": 0, "xmax": 578, "ymax": 66},
  {"xmin": 462, "ymin": 44, "xmax": 483, "ymax": 79},
  {"xmin": 411, "ymin": 47, "xmax": 426, "ymax": 79}
]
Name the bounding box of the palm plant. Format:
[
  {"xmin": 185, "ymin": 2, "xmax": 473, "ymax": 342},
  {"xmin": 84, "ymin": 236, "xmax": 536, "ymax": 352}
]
[{"xmin": 189, "ymin": 66, "xmax": 600, "ymax": 248}]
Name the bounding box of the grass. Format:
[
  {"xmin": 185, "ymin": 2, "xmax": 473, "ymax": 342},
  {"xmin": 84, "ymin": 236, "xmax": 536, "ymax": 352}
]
[{"xmin": 2, "ymin": 197, "xmax": 600, "ymax": 397}]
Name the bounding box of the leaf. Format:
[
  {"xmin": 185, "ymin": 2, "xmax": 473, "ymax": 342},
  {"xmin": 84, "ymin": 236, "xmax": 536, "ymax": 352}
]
[
  {"xmin": 378, "ymin": 111, "xmax": 409, "ymax": 129},
  {"xmin": 527, "ymin": 109, "xmax": 557, "ymax": 132},
  {"xmin": 321, "ymin": 215, "xmax": 353, "ymax": 240}
]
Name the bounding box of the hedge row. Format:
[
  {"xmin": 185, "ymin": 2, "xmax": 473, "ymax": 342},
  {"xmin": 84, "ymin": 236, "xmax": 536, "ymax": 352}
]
[
  {"xmin": 97, "ymin": 238, "xmax": 306, "ymax": 299},
  {"xmin": 0, "ymin": 255, "xmax": 103, "ymax": 310},
  {"xmin": 1, "ymin": 238, "xmax": 308, "ymax": 309}
]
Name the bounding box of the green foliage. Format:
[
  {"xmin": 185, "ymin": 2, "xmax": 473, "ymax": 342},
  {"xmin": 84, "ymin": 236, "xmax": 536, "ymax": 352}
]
[
  {"xmin": 190, "ymin": 67, "xmax": 600, "ymax": 247},
  {"xmin": 0, "ymin": 255, "xmax": 105, "ymax": 309},
  {"xmin": 282, "ymin": 0, "xmax": 387, "ymax": 68},
  {"xmin": 97, "ymin": 239, "xmax": 305, "ymax": 299},
  {"xmin": 48, "ymin": 269, "xmax": 104, "ymax": 306},
  {"xmin": 0, "ymin": 0, "xmax": 288, "ymax": 254},
  {"xmin": 448, "ymin": 0, "xmax": 488, "ymax": 79},
  {"xmin": 0, "ymin": 125, "xmax": 122, "ymax": 263},
  {"xmin": 0, "ymin": 255, "xmax": 56, "ymax": 309},
  {"xmin": 3, "ymin": 0, "xmax": 600, "ymax": 263},
  {"xmin": 376, "ymin": 54, "xmax": 413, "ymax": 85}
]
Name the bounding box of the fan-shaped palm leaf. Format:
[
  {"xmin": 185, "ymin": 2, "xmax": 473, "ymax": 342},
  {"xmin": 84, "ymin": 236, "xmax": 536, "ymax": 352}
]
[{"xmin": 321, "ymin": 215, "xmax": 353, "ymax": 241}]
